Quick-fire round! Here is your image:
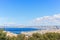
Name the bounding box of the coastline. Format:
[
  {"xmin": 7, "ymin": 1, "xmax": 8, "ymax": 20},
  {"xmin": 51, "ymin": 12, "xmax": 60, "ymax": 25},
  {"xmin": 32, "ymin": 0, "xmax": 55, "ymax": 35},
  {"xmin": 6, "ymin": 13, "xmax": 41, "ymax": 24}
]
[
  {"xmin": 3, "ymin": 31, "xmax": 17, "ymax": 37},
  {"xmin": 3, "ymin": 29, "xmax": 60, "ymax": 37}
]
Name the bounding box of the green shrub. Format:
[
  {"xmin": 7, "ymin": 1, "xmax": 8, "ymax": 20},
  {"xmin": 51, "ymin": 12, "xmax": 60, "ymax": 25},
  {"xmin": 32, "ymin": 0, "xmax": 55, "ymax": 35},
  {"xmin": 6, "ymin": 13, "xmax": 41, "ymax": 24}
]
[
  {"xmin": 0, "ymin": 30, "xmax": 7, "ymax": 40},
  {"xmin": 0, "ymin": 29, "xmax": 60, "ymax": 40}
]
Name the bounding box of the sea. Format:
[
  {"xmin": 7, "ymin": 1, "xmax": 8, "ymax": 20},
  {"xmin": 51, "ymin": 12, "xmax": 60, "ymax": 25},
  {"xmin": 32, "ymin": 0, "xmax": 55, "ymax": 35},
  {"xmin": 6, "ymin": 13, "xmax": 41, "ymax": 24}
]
[{"xmin": 4, "ymin": 28, "xmax": 39, "ymax": 34}]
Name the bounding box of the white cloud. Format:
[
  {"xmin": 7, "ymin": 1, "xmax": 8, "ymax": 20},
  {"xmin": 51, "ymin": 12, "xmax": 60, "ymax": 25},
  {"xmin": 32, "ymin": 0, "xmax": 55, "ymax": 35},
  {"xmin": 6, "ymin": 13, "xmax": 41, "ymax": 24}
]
[
  {"xmin": 3, "ymin": 22, "xmax": 16, "ymax": 26},
  {"xmin": 0, "ymin": 17, "xmax": 26, "ymax": 28},
  {"xmin": 0, "ymin": 14, "xmax": 60, "ymax": 28},
  {"xmin": 31, "ymin": 14, "xmax": 60, "ymax": 26}
]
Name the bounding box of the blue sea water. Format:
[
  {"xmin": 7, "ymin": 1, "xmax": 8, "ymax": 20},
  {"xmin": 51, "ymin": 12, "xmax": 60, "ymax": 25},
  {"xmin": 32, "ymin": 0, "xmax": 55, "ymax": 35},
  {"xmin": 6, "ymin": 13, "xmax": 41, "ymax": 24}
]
[{"xmin": 4, "ymin": 28, "xmax": 39, "ymax": 34}]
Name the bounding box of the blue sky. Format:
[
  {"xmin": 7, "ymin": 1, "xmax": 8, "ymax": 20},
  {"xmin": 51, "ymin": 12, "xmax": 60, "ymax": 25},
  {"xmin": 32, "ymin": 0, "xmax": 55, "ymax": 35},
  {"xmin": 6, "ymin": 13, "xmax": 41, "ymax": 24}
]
[{"xmin": 0, "ymin": 0, "xmax": 60, "ymax": 26}]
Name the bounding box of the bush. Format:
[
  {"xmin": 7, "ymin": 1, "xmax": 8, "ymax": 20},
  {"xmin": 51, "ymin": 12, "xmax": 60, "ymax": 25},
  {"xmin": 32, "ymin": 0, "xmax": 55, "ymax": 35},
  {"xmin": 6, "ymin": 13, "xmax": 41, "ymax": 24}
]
[
  {"xmin": 0, "ymin": 30, "xmax": 7, "ymax": 40},
  {"xmin": 28, "ymin": 32, "xmax": 60, "ymax": 40},
  {"xmin": 0, "ymin": 29, "xmax": 60, "ymax": 40},
  {"xmin": 17, "ymin": 34, "xmax": 26, "ymax": 40}
]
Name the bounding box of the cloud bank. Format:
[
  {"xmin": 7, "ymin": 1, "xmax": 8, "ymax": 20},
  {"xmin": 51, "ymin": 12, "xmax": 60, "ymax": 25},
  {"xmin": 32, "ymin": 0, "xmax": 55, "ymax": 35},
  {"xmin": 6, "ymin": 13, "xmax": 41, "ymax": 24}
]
[
  {"xmin": 31, "ymin": 14, "xmax": 60, "ymax": 26},
  {"xmin": 0, "ymin": 14, "xmax": 60, "ymax": 28}
]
